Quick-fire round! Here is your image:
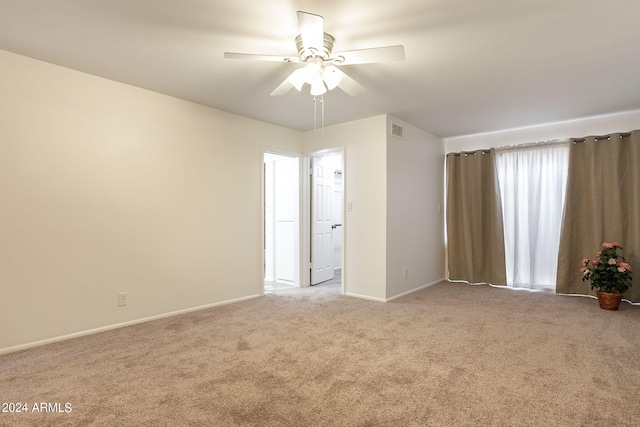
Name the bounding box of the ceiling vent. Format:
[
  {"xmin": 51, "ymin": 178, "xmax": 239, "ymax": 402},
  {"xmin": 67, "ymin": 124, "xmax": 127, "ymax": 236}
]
[{"xmin": 391, "ymin": 123, "xmax": 404, "ymax": 139}]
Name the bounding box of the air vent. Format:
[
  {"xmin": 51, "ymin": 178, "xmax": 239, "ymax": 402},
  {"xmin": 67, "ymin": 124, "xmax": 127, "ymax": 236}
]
[{"xmin": 391, "ymin": 123, "xmax": 404, "ymax": 139}]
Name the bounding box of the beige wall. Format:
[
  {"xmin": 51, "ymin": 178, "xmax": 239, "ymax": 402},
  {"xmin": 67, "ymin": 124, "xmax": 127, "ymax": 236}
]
[
  {"xmin": 0, "ymin": 50, "xmax": 302, "ymax": 352},
  {"xmin": 303, "ymin": 115, "xmax": 447, "ymax": 301},
  {"xmin": 304, "ymin": 115, "xmax": 389, "ymax": 301},
  {"xmin": 445, "ymin": 110, "xmax": 640, "ymax": 152},
  {"xmin": 386, "ymin": 116, "xmax": 445, "ymax": 299}
]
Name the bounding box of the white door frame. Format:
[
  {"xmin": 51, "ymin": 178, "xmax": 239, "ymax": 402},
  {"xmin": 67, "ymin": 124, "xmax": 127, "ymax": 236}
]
[{"xmin": 261, "ymin": 148, "xmax": 303, "ymax": 291}]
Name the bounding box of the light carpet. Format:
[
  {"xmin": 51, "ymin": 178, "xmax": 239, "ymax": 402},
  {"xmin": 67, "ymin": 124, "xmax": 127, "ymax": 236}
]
[{"xmin": 1, "ymin": 281, "xmax": 639, "ymax": 426}]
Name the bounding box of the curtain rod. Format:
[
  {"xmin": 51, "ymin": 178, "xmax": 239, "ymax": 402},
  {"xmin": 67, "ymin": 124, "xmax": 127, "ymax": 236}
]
[
  {"xmin": 449, "ymin": 138, "xmax": 568, "ymax": 157},
  {"xmin": 572, "ymin": 132, "xmax": 632, "ymax": 144},
  {"xmin": 449, "ymin": 150, "xmax": 491, "ymax": 157},
  {"xmin": 494, "ymin": 139, "xmax": 568, "ymax": 152}
]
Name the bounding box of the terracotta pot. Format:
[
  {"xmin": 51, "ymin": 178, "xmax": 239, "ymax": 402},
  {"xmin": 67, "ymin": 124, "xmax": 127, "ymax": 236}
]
[{"xmin": 596, "ymin": 291, "xmax": 623, "ymax": 311}]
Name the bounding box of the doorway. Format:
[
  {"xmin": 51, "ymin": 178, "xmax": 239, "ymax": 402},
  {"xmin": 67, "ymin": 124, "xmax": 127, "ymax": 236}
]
[
  {"xmin": 310, "ymin": 152, "xmax": 343, "ymax": 287},
  {"xmin": 263, "ymin": 152, "xmax": 300, "ymax": 292}
]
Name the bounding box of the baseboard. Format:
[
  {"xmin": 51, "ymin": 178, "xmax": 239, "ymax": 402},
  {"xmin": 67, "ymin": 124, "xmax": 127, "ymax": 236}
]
[
  {"xmin": 344, "ymin": 292, "xmax": 387, "ymax": 303},
  {"xmin": 385, "ymin": 278, "xmax": 446, "ymax": 302},
  {"xmin": 344, "ymin": 278, "xmax": 447, "ymax": 303},
  {"xmin": 0, "ymin": 294, "xmax": 262, "ymax": 355}
]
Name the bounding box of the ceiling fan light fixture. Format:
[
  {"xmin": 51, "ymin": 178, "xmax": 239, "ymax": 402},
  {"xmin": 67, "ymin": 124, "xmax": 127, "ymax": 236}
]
[
  {"xmin": 289, "ymin": 63, "xmax": 331, "ymax": 95},
  {"xmin": 322, "ymin": 65, "xmax": 342, "ymax": 90},
  {"xmin": 306, "ymin": 64, "xmax": 327, "ymax": 96},
  {"xmin": 310, "ymin": 79, "xmax": 327, "ymax": 96},
  {"xmin": 287, "ymin": 68, "xmax": 307, "ymax": 91},
  {"xmin": 304, "ymin": 62, "xmax": 320, "ymax": 76}
]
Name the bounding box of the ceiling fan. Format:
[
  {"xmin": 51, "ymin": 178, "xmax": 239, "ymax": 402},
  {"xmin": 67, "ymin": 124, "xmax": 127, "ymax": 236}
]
[{"xmin": 224, "ymin": 11, "xmax": 405, "ymax": 97}]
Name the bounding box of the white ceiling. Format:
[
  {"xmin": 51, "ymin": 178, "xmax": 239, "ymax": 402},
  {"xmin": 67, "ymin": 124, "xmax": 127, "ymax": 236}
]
[{"xmin": 1, "ymin": 0, "xmax": 639, "ymax": 138}]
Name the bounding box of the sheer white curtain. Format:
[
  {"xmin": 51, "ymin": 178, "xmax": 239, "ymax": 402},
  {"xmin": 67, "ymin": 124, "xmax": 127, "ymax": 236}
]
[{"xmin": 495, "ymin": 141, "xmax": 569, "ymax": 290}]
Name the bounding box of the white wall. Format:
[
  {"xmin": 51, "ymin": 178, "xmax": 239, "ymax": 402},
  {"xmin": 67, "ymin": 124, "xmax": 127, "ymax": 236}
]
[
  {"xmin": 303, "ymin": 115, "xmax": 447, "ymax": 301},
  {"xmin": 386, "ymin": 116, "xmax": 446, "ymax": 299},
  {"xmin": 445, "ymin": 110, "xmax": 640, "ymax": 152},
  {"xmin": 304, "ymin": 116, "xmax": 388, "ymax": 301},
  {"xmin": 0, "ymin": 49, "xmax": 301, "ymax": 352}
]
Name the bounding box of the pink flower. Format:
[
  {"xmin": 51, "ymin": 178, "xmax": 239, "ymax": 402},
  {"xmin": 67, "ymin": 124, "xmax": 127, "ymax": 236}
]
[
  {"xmin": 610, "ymin": 241, "xmax": 622, "ymax": 248},
  {"xmin": 617, "ymin": 262, "xmax": 632, "ymax": 272},
  {"xmin": 602, "ymin": 242, "xmax": 613, "ymax": 249},
  {"xmin": 582, "ymin": 258, "xmax": 590, "ymax": 265},
  {"xmin": 590, "ymin": 259, "xmax": 600, "ymax": 265},
  {"xmin": 596, "ymin": 251, "xmax": 602, "ymax": 257}
]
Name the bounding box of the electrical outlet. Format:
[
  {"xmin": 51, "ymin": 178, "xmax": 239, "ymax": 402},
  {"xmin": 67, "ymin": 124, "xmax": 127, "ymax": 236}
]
[
  {"xmin": 118, "ymin": 292, "xmax": 128, "ymax": 307},
  {"xmin": 403, "ymin": 269, "xmax": 408, "ymax": 279}
]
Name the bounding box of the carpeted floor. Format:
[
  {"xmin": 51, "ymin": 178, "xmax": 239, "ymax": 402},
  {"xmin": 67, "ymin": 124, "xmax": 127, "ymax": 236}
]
[{"xmin": 1, "ymin": 281, "xmax": 639, "ymax": 426}]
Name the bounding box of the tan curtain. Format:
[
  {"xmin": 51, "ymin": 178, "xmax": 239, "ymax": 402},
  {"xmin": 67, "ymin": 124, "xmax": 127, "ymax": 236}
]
[
  {"xmin": 446, "ymin": 149, "xmax": 507, "ymax": 285},
  {"xmin": 556, "ymin": 130, "xmax": 640, "ymax": 302}
]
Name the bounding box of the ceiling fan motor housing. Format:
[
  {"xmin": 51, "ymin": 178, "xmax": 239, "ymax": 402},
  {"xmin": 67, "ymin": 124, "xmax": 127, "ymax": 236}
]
[{"xmin": 295, "ymin": 33, "xmax": 335, "ymax": 61}]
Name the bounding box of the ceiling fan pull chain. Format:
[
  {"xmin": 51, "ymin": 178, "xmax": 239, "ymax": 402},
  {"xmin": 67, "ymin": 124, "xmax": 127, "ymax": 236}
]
[
  {"xmin": 313, "ymin": 96, "xmax": 317, "ymax": 137},
  {"xmin": 321, "ymin": 95, "xmax": 325, "ymax": 135}
]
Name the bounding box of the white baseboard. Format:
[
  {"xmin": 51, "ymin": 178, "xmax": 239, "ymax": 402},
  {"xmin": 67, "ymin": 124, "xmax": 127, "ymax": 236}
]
[
  {"xmin": 385, "ymin": 278, "xmax": 446, "ymax": 302},
  {"xmin": 0, "ymin": 294, "xmax": 262, "ymax": 355},
  {"xmin": 344, "ymin": 278, "xmax": 446, "ymax": 303},
  {"xmin": 344, "ymin": 292, "xmax": 387, "ymax": 303}
]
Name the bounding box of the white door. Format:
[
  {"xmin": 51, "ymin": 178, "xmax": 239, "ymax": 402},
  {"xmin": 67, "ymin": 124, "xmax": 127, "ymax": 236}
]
[
  {"xmin": 311, "ymin": 157, "xmax": 334, "ymax": 284},
  {"xmin": 273, "ymin": 156, "xmax": 297, "ymax": 284},
  {"xmin": 332, "ymin": 171, "xmax": 343, "ymax": 270},
  {"xmin": 264, "ymin": 153, "xmax": 299, "ymax": 286}
]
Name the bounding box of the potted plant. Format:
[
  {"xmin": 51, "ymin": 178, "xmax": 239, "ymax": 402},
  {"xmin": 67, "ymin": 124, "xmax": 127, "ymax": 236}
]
[{"xmin": 581, "ymin": 242, "xmax": 633, "ymax": 310}]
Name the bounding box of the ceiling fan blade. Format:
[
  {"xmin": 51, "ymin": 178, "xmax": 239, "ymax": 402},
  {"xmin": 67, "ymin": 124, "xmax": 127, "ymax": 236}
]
[
  {"xmin": 335, "ymin": 69, "xmax": 365, "ymax": 96},
  {"xmin": 297, "ymin": 11, "xmax": 324, "ymax": 50},
  {"xmin": 224, "ymin": 52, "xmax": 300, "ymax": 63},
  {"xmin": 332, "ymin": 45, "xmax": 405, "ymax": 65},
  {"xmin": 270, "ymin": 76, "xmax": 295, "ymax": 96}
]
